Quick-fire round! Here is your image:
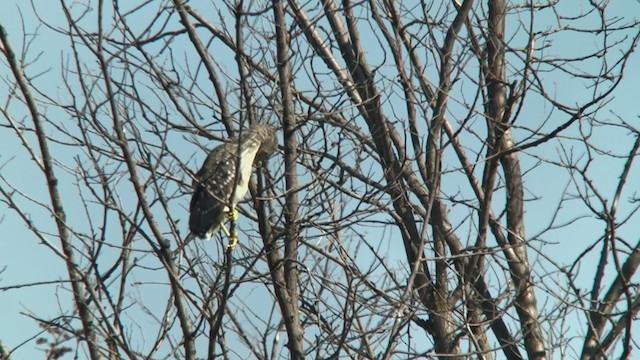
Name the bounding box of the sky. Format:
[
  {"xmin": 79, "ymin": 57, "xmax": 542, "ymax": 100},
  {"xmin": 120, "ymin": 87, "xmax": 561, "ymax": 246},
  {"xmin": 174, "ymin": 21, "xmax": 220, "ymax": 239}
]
[{"xmin": 1, "ymin": 1, "xmax": 640, "ymax": 359}]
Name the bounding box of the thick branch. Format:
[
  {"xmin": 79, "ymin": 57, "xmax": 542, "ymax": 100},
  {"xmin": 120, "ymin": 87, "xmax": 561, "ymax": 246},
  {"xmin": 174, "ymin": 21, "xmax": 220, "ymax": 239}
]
[{"xmin": 272, "ymin": 0, "xmax": 305, "ymax": 358}]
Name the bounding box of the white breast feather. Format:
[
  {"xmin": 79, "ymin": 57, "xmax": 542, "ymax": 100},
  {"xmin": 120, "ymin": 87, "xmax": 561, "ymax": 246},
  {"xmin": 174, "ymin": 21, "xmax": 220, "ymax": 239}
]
[{"xmin": 228, "ymin": 144, "xmax": 261, "ymax": 207}]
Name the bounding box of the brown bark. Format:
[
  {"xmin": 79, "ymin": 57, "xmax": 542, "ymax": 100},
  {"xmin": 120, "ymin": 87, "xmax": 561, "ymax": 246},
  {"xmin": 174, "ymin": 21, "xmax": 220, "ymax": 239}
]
[{"xmin": 272, "ymin": 0, "xmax": 305, "ymax": 358}]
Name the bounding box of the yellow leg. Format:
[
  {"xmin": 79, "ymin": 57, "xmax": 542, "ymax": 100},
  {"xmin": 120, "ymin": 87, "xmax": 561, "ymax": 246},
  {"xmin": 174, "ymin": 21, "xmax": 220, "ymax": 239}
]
[
  {"xmin": 220, "ymin": 223, "xmax": 231, "ymax": 238},
  {"xmin": 224, "ymin": 207, "xmax": 239, "ymax": 249}
]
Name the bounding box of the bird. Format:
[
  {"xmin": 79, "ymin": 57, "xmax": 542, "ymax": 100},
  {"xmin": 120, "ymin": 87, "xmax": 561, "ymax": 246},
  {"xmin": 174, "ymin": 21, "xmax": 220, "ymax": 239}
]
[{"xmin": 187, "ymin": 124, "xmax": 278, "ymax": 246}]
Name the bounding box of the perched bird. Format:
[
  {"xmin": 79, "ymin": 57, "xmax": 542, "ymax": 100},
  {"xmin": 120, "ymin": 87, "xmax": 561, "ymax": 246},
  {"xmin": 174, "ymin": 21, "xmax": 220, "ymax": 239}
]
[{"xmin": 188, "ymin": 124, "xmax": 278, "ymax": 242}]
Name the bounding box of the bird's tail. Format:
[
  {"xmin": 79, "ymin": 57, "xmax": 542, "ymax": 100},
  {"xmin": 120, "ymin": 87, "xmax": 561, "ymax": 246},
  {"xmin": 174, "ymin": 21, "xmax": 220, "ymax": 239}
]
[{"xmin": 173, "ymin": 232, "xmax": 197, "ymax": 257}]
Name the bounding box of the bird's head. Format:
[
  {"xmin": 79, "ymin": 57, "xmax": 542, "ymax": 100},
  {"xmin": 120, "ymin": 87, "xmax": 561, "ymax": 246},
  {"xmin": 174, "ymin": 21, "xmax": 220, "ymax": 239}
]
[{"xmin": 253, "ymin": 124, "xmax": 278, "ymax": 163}]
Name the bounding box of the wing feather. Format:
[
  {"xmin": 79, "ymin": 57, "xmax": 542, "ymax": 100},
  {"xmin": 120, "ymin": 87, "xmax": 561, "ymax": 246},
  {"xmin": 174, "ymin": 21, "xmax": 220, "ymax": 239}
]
[{"xmin": 189, "ymin": 146, "xmax": 236, "ymax": 238}]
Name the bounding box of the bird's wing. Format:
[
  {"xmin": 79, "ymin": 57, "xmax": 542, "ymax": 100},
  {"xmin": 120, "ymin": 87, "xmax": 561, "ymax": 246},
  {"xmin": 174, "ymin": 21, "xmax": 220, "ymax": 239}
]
[{"xmin": 189, "ymin": 145, "xmax": 236, "ymax": 238}]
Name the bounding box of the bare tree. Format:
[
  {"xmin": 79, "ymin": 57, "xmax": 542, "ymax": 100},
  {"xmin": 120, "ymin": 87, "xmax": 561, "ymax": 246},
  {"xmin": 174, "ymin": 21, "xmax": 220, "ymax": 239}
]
[{"xmin": 1, "ymin": 0, "xmax": 639, "ymax": 359}]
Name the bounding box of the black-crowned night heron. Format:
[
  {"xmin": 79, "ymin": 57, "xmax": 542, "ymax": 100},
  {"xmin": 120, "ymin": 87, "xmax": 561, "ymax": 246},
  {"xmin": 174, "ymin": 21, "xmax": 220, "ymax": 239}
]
[{"xmin": 188, "ymin": 124, "xmax": 277, "ymax": 248}]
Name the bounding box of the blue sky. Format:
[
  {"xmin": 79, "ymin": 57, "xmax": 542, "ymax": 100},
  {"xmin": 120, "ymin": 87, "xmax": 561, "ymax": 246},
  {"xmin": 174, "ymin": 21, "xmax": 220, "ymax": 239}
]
[{"xmin": 1, "ymin": 1, "xmax": 639, "ymax": 359}]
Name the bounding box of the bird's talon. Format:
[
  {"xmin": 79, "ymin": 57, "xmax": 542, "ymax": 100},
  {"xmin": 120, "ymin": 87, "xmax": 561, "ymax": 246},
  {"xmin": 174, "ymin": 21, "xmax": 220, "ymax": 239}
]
[
  {"xmin": 226, "ymin": 208, "xmax": 238, "ymax": 221},
  {"xmin": 227, "ymin": 233, "xmax": 239, "ymax": 249}
]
